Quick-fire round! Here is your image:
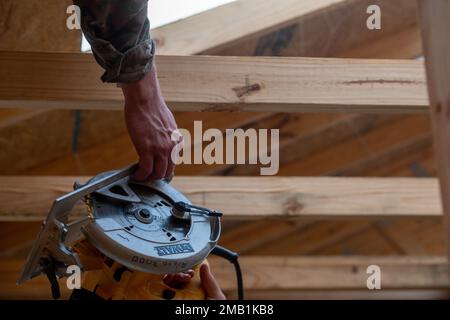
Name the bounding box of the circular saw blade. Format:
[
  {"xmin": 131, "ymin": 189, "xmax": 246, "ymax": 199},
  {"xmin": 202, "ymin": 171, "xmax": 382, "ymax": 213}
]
[{"xmin": 82, "ymin": 172, "xmax": 220, "ymax": 274}]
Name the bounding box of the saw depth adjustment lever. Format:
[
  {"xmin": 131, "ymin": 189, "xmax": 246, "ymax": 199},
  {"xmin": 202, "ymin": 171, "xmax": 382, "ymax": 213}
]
[{"xmin": 172, "ymin": 201, "xmax": 223, "ymax": 220}]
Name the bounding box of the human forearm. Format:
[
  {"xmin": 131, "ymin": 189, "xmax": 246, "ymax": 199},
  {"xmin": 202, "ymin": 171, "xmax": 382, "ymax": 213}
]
[
  {"xmin": 121, "ymin": 64, "xmax": 164, "ymax": 108},
  {"xmin": 122, "ymin": 66, "xmax": 178, "ymax": 181}
]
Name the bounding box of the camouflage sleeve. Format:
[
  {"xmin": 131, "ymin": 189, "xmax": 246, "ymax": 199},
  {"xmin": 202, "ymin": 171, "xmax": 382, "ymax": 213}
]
[{"xmin": 74, "ymin": 0, "xmax": 155, "ymax": 83}]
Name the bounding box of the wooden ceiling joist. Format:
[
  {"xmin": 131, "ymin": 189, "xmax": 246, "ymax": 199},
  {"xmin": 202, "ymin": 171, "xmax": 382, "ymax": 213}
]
[
  {"xmin": 152, "ymin": 0, "xmax": 350, "ymax": 55},
  {"xmin": 0, "ymin": 52, "xmax": 428, "ymax": 113},
  {"xmin": 215, "ymin": 0, "xmax": 419, "ymax": 58},
  {"xmin": 212, "ymin": 256, "xmax": 450, "ymax": 291},
  {"xmin": 0, "ymin": 176, "xmax": 442, "ymax": 221},
  {"xmin": 158, "ymin": 0, "xmax": 418, "ymax": 59}
]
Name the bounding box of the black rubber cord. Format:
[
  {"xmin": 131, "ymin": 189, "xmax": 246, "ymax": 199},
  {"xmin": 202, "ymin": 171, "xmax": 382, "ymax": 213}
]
[
  {"xmin": 211, "ymin": 245, "xmax": 244, "ymax": 300},
  {"xmin": 41, "ymin": 258, "xmax": 61, "ymax": 299}
]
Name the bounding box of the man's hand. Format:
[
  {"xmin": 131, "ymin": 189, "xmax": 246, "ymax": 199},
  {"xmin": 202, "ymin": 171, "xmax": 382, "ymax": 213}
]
[{"xmin": 121, "ymin": 65, "xmax": 178, "ymax": 181}]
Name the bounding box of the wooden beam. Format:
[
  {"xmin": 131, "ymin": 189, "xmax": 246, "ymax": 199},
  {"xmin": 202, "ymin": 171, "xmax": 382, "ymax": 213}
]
[
  {"xmin": 216, "ymin": 0, "xmax": 418, "ymax": 58},
  {"xmin": 152, "ymin": 0, "xmax": 350, "ymax": 55},
  {"xmin": 152, "ymin": 0, "xmax": 419, "ymax": 59},
  {"xmin": 212, "ymin": 256, "xmax": 450, "ymax": 291},
  {"xmin": 0, "ymin": 52, "xmax": 429, "ymax": 113},
  {"xmin": 418, "ymin": 0, "xmax": 450, "ymax": 262},
  {"xmin": 0, "ymin": 176, "xmax": 442, "ymax": 221},
  {"xmin": 1, "ymin": 256, "xmax": 448, "ymax": 299}
]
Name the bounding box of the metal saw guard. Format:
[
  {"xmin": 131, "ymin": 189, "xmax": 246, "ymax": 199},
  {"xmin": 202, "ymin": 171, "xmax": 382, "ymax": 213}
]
[{"xmin": 83, "ymin": 172, "xmax": 221, "ymax": 275}]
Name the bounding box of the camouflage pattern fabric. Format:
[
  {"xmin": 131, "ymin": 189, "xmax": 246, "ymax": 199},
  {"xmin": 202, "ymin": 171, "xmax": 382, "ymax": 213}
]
[{"xmin": 74, "ymin": 0, "xmax": 155, "ymax": 83}]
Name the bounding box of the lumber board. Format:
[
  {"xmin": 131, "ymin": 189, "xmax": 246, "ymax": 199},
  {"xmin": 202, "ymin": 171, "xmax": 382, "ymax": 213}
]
[
  {"xmin": 152, "ymin": 0, "xmax": 349, "ymax": 55},
  {"xmin": 0, "ymin": 176, "xmax": 442, "ymax": 221},
  {"xmin": 216, "ymin": 0, "xmax": 418, "ymax": 58},
  {"xmin": 418, "ymin": 0, "xmax": 450, "ymax": 262},
  {"xmin": 0, "ymin": 256, "xmax": 448, "ymax": 299},
  {"xmin": 213, "ymin": 256, "xmax": 450, "ymax": 291},
  {"xmin": 152, "ymin": 0, "xmax": 418, "ymax": 59},
  {"xmin": 0, "ymin": 52, "xmax": 429, "ymax": 113}
]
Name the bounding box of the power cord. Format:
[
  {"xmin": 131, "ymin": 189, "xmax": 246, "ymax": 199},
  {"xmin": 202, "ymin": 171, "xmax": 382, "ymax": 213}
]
[{"xmin": 211, "ymin": 245, "xmax": 244, "ymax": 300}]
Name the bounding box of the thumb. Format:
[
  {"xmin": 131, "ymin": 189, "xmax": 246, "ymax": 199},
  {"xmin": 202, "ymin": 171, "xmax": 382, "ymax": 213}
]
[{"xmin": 200, "ymin": 263, "xmax": 226, "ymax": 300}]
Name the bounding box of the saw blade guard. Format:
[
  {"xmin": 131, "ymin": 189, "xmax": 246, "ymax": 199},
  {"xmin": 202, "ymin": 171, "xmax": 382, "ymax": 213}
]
[{"xmin": 83, "ymin": 172, "xmax": 221, "ymax": 274}]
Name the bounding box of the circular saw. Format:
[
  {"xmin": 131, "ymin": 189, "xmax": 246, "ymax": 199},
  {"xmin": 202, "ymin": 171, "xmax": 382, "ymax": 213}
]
[{"xmin": 17, "ymin": 164, "xmax": 242, "ymax": 300}]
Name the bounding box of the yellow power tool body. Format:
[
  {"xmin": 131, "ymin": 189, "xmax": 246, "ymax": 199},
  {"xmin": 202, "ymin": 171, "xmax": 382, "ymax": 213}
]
[{"xmin": 74, "ymin": 241, "xmax": 207, "ymax": 300}]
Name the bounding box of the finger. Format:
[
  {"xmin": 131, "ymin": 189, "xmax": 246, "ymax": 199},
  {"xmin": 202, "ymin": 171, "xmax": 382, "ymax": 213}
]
[
  {"xmin": 132, "ymin": 156, "xmax": 154, "ymax": 181},
  {"xmin": 200, "ymin": 264, "xmax": 226, "ymax": 300},
  {"xmin": 149, "ymin": 156, "xmax": 167, "ymax": 180},
  {"xmin": 165, "ymin": 157, "xmax": 175, "ymax": 179}
]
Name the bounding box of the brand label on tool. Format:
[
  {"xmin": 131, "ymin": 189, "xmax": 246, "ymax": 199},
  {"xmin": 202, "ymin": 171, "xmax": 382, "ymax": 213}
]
[{"xmin": 154, "ymin": 243, "xmax": 194, "ymax": 256}]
